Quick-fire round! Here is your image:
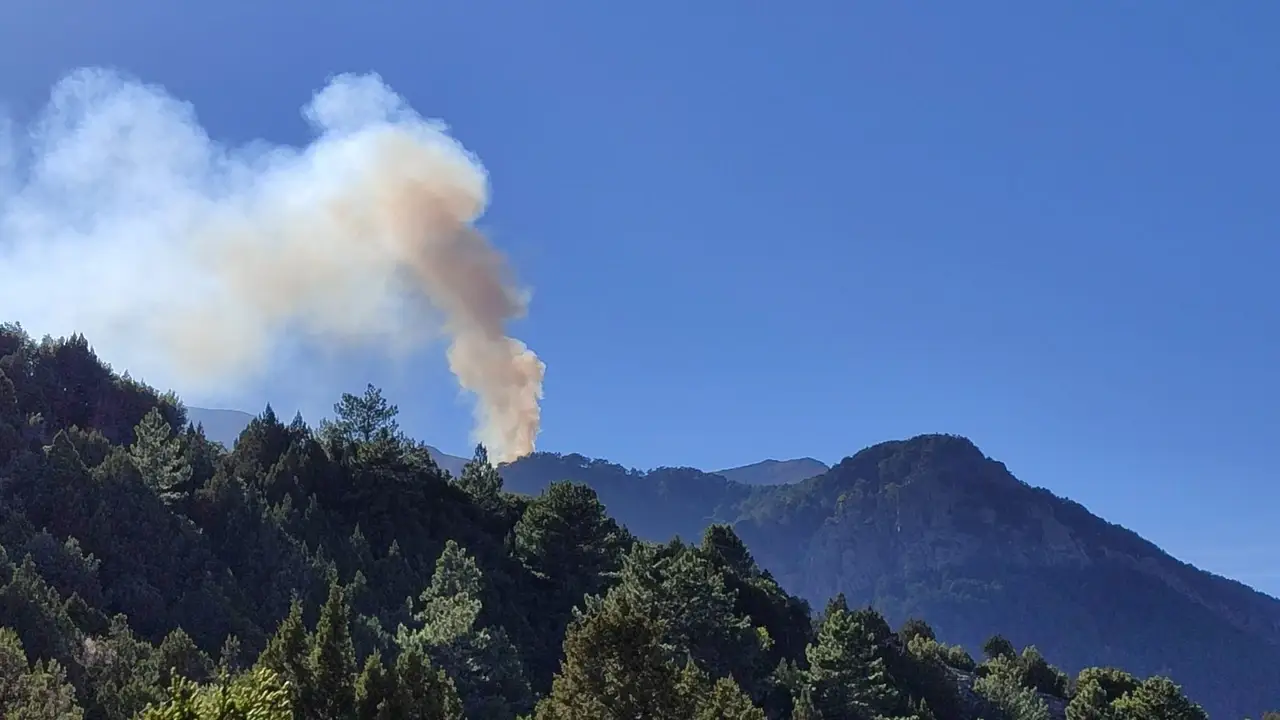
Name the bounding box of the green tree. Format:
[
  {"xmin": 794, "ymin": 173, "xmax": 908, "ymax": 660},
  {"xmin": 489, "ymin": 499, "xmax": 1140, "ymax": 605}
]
[
  {"xmin": 694, "ymin": 675, "xmax": 768, "ymax": 720},
  {"xmin": 974, "ymin": 656, "xmax": 1050, "ymax": 720},
  {"xmin": 354, "ymin": 654, "xmax": 391, "ymax": 720},
  {"xmin": 81, "ymin": 615, "xmax": 165, "ymax": 720},
  {"xmin": 897, "ymin": 618, "xmax": 936, "ymax": 645},
  {"xmin": 608, "ymin": 543, "xmax": 770, "ymax": 690},
  {"xmin": 258, "ymin": 599, "xmax": 311, "ymax": 715},
  {"xmin": 140, "ymin": 667, "xmax": 291, "ymax": 720},
  {"xmin": 1067, "ymin": 667, "xmax": 1141, "ymax": 720},
  {"xmin": 456, "ymin": 444, "xmax": 503, "ymax": 503},
  {"xmin": 308, "ymin": 580, "xmax": 358, "ymax": 718},
  {"xmin": 385, "ymin": 646, "xmax": 465, "ymax": 720},
  {"xmin": 157, "ymin": 627, "xmax": 214, "ymax": 685},
  {"xmin": 397, "ymin": 540, "xmax": 533, "ymax": 719},
  {"xmin": 1110, "ymin": 676, "xmax": 1207, "ymax": 720},
  {"xmin": 0, "ymin": 627, "xmax": 83, "ymax": 720},
  {"xmin": 982, "ymin": 634, "xmax": 1017, "ymax": 662},
  {"xmin": 534, "ymin": 593, "xmax": 692, "ymax": 720},
  {"xmin": 801, "ymin": 596, "xmax": 912, "ymax": 719},
  {"xmin": 322, "ymin": 384, "xmax": 401, "ymax": 446},
  {"xmin": 515, "ymin": 480, "xmax": 630, "ymax": 599},
  {"xmin": 791, "ymin": 687, "xmax": 817, "ymax": 720},
  {"xmin": 130, "ymin": 407, "xmax": 194, "ymax": 503}
]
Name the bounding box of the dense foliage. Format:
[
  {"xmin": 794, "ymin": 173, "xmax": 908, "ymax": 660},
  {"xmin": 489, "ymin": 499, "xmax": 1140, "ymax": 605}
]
[
  {"xmin": 0, "ymin": 324, "xmax": 1268, "ymax": 718},
  {"xmin": 502, "ymin": 443, "xmax": 1280, "ymax": 720}
]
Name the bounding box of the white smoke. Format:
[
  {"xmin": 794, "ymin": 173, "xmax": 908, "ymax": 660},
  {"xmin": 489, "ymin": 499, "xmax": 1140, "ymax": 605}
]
[{"xmin": 0, "ymin": 69, "xmax": 545, "ymax": 462}]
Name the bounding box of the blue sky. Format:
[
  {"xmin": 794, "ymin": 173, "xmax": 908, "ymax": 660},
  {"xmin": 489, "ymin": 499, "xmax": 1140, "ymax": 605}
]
[{"xmin": 1, "ymin": 1, "xmax": 1276, "ymax": 597}]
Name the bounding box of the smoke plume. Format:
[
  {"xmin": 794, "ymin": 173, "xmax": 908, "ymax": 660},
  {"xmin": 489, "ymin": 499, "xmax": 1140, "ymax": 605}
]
[{"xmin": 0, "ymin": 69, "xmax": 545, "ymax": 462}]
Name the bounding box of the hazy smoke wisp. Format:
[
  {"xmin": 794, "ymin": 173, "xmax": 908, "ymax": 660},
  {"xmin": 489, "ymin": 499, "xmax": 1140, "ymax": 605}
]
[{"xmin": 0, "ymin": 69, "xmax": 545, "ymax": 462}]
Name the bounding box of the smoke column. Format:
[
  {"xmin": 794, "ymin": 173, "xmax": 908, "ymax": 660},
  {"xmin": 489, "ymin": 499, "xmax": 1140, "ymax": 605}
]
[{"xmin": 0, "ymin": 69, "xmax": 545, "ymax": 462}]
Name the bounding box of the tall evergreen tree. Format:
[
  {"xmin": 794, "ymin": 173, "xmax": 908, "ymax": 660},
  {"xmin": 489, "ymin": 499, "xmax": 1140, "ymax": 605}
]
[
  {"xmin": 322, "ymin": 385, "xmax": 401, "ymax": 446},
  {"xmin": 130, "ymin": 407, "xmax": 194, "ymax": 503},
  {"xmin": 307, "ymin": 580, "xmax": 358, "ymax": 719},
  {"xmin": 802, "ymin": 597, "xmax": 913, "ymax": 720},
  {"xmin": 534, "ymin": 593, "xmax": 692, "ymax": 720},
  {"xmin": 397, "ymin": 540, "xmax": 532, "ymax": 719},
  {"xmin": 456, "ymin": 445, "xmax": 504, "ymax": 503}
]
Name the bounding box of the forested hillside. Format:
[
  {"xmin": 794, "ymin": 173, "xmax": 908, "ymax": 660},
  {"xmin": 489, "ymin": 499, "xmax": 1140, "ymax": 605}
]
[
  {"xmin": 503, "ymin": 443, "xmax": 1280, "ymax": 719},
  {"xmin": 0, "ymin": 323, "xmax": 1267, "ymax": 719}
]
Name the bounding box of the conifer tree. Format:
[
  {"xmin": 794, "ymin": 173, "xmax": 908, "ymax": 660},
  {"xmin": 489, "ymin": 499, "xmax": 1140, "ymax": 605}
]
[
  {"xmin": 456, "ymin": 444, "xmax": 504, "ymax": 503},
  {"xmin": 355, "ymin": 654, "xmax": 391, "ymax": 720},
  {"xmin": 386, "ymin": 646, "xmax": 464, "ymax": 720},
  {"xmin": 308, "ymin": 580, "xmax": 358, "ymax": 718},
  {"xmin": 259, "ymin": 599, "xmax": 310, "ymax": 714},
  {"xmin": 157, "ymin": 627, "xmax": 214, "ymax": 685},
  {"xmin": 130, "ymin": 407, "xmax": 193, "ymax": 503},
  {"xmin": 535, "ymin": 593, "xmax": 692, "ymax": 720},
  {"xmin": 397, "ymin": 540, "xmax": 532, "ymax": 719},
  {"xmin": 802, "ymin": 596, "xmax": 910, "ymax": 719}
]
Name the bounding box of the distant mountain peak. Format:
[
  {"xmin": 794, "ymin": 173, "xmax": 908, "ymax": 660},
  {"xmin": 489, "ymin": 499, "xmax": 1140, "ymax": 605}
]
[{"xmin": 714, "ymin": 457, "xmax": 830, "ymax": 486}]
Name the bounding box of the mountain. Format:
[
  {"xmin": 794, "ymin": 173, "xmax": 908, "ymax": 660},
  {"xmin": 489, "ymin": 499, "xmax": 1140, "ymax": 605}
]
[
  {"xmin": 188, "ymin": 406, "xmax": 825, "ymax": 487},
  {"xmin": 187, "ymin": 404, "xmax": 1280, "ymax": 716},
  {"xmin": 187, "ymin": 405, "xmax": 471, "ymax": 476},
  {"xmin": 0, "ymin": 326, "xmax": 1262, "ymax": 717},
  {"xmin": 497, "ymin": 435, "xmax": 1280, "ymax": 719},
  {"xmin": 185, "ymin": 407, "xmax": 255, "ymax": 448},
  {"xmin": 714, "ymin": 457, "xmax": 830, "ymax": 485}
]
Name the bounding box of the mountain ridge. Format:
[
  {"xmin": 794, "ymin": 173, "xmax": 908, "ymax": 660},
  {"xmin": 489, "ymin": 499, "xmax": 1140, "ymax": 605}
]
[
  {"xmin": 187, "ymin": 406, "xmax": 471, "ymax": 476},
  {"xmin": 1, "ymin": 332, "xmax": 1274, "ymax": 716},
  {"xmin": 714, "ymin": 457, "xmax": 830, "ymax": 486},
  {"xmin": 186, "ymin": 406, "xmax": 830, "ymax": 487},
  {"xmin": 496, "ymin": 435, "xmax": 1280, "ymax": 717},
  {"xmin": 185, "ymin": 411, "xmax": 1280, "ymax": 716}
]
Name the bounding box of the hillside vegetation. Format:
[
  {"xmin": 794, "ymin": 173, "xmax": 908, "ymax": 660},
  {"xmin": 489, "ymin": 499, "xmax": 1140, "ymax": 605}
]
[
  {"xmin": 0, "ymin": 323, "xmax": 1271, "ymax": 718},
  {"xmin": 503, "ymin": 445, "xmax": 1280, "ymax": 719}
]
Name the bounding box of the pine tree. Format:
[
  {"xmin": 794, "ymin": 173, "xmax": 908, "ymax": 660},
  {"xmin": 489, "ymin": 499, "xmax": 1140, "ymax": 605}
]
[
  {"xmin": 12, "ymin": 659, "xmax": 83, "ymax": 720},
  {"xmin": 308, "ymin": 580, "xmax": 358, "ymax": 718},
  {"xmin": 322, "ymin": 384, "xmax": 401, "ymax": 446},
  {"xmin": 397, "ymin": 540, "xmax": 533, "ymax": 719},
  {"xmin": 515, "ymin": 480, "xmax": 630, "ymax": 598},
  {"xmin": 803, "ymin": 597, "xmax": 908, "ymax": 719},
  {"xmin": 141, "ymin": 667, "xmax": 291, "ymax": 720},
  {"xmin": 791, "ymin": 687, "xmax": 817, "ymax": 720},
  {"xmin": 217, "ymin": 635, "xmax": 245, "ymax": 675},
  {"xmin": 130, "ymin": 407, "xmax": 193, "ymax": 503},
  {"xmin": 157, "ymin": 627, "xmax": 214, "ymax": 684},
  {"xmin": 608, "ymin": 543, "xmax": 770, "ymax": 691},
  {"xmin": 456, "ymin": 444, "xmax": 503, "ymax": 503},
  {"xmin": 355, "ymin": 654, "xmax": 391, "ymax": 720},
  {"xmin": 694, "ymin": 676, "xmax": 767, "ymax": 720},
  {"xmin": 534, "ymin": 593, "xmax": 691, "ymax": 720},
  {"xmin": 386, "ymin": 646, "xmax": 464, "ymax": 720},
  {"xmin": 1111, "ymin": 676, "xmax": 1207, "ymax": 720},
  {"xmin": 259, "ymin": 599, "xmax": 310, "ymax": 714}
]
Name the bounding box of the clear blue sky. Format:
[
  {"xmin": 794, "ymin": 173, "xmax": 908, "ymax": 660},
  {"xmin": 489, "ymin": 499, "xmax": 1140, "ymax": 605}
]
[{"xmin": 2, "ymin": 1, "xmax": 1276, "ymax": 597}]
